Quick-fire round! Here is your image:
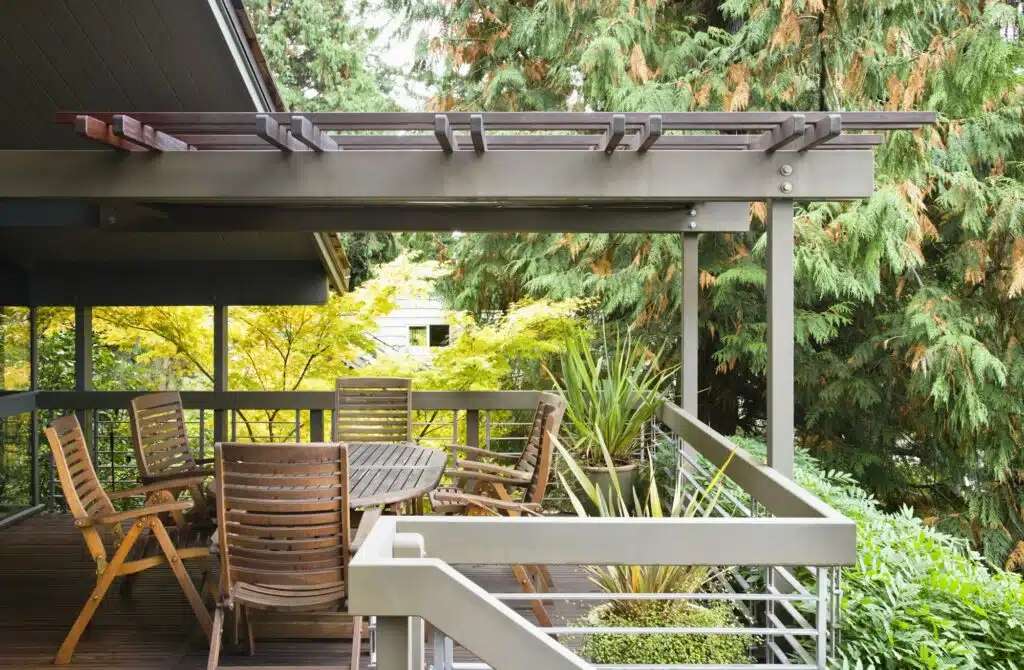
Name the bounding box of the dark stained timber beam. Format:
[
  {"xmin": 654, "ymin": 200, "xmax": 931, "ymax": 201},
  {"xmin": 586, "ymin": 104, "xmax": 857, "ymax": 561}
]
[
  {"xmin": 470, "ymin": 114, "xmax": 487, "ymax": 153},
  {"xmin": 0, "ymin": 261, "xmax": 329, "ymax": 306},
  {"xmin": 291, "ymin": 116, "xmax": 339, "ymax": 152},
  {"xmin": 111, "ymin": 115, "xmax": 193, "ymax": 152},
  {"xmin": 74, "ymin": 115, "xmax": 147, "ymax": 152},
  {"xmin": 130, "ymin": 202, "xmax": 753, "ymax": 233},
  {"xmin": 751, "ymin": 114, "xmax": 806, "ymax": 153},
  {"xmin": 256, "ymin": 114, "xmax": 305, "ymax": 152},
  {"xmin": 796, "ymin": 114, "xmax": 842, "ymax": 152},
  {"xmin": 602, "ymin": 114, "xmax": 626, "ymax": 154},
  {"xmin": 434, "ymin": 115, "xmax": 457, "ymax": 154},
  {"xmin": 0, "ymin": 149, "xmax": 876, "ymax": 201},
  {"xmin": 634, "ymin": 115, "xmax": 662, "ymax": 152}
]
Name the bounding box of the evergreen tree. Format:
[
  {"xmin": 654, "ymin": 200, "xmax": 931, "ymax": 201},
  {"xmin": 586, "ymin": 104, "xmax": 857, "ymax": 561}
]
[{"xmin": 397, "ymin": 1, "xmax": 1024, "ymax": 568}]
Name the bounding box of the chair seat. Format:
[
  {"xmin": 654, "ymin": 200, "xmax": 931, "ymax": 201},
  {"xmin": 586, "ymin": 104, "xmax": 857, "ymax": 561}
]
[{"xmin": 232, "ymin": 581, "xmax": 347, "ymax": 611}]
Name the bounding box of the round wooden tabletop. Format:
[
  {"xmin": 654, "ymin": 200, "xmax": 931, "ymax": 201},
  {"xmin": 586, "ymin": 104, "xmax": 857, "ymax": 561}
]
[
  {"xmin": 207, "ymin": 442, "xmax": 448, "ymax": 509},
  {"xmin": 348, "ymin": 442, "xmax": 447, "ymax": 508}
]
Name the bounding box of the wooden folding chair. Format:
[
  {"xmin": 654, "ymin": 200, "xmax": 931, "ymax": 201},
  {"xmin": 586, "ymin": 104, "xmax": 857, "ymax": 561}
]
[
  {"xmin": 209, "ymin": 442, "xmax": 377, "ymax": 670},
  {"xmin": 429, "ymin": 399, "xmax": 563, "ymax": 628},
  {"xmin": 431, "ymin": 392, "xmax": 565, "ymax": 507},
  {"xmin": 334, "ymin": 377, "xmax": 416, "ymax": 514},
  {"xmin": 333, "ymin": 377, "xmax": 413, "ymax": 443},
  {"xmin": 46, "ymin": 415, "xmax": 213, "ymax": 665},
  {"xmin": 130, "ymin": 391, "xmax": 215, "ymax": 527}
]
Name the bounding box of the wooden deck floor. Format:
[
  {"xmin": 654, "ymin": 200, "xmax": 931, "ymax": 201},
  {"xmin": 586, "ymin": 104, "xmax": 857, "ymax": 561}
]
[{"xmin": 0, "ymin": 513, "xmax": 591, "ymax": 669}]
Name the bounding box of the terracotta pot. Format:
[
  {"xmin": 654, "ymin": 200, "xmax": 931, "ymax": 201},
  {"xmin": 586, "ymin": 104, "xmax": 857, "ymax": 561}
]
[{"xmin": 582, "ymin": 462, "xmax": 639, "ymax": 514}]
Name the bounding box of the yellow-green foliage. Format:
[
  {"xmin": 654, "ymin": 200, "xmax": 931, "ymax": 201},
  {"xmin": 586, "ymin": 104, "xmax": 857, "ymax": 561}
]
[{"xmin": 579, "ymin": 601, "xmax": 752, "ymax": 665}]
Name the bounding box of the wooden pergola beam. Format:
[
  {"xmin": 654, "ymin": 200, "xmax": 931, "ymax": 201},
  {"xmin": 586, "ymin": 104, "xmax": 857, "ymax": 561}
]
[
  {"xmin": 74, "ymin": 116, "xmax": 147, "ymax": 152},
  {"xmin": 111, "ymin": 115, "xmax": 193, "ymax": 152}
]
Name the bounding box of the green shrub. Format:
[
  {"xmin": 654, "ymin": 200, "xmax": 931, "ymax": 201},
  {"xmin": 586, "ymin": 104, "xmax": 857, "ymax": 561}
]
[
  {"xmin": 658, "ymin": 436, "xmax": 1024, "ymax": 669},
  {"xmin": 578, "ymin": 601, "xmax": 753, "ymax": 665}
]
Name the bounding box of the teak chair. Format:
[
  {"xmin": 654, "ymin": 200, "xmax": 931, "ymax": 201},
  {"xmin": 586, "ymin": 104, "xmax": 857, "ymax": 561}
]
[
  {"xmin": 429, "ymin": 394, "xmax": 564, "ymax": 627},
  {"xmin": 209, "ymin": 442, "xmax": 374, "ymax": 670},
  {"xmin": 46, "ymin": 415, "xmax": 213, "ymax": 665},
  {"xmin": 431, "ymin": 392, "xmax": 565, "ymax": 506},
  {"xmin": 333, "ymin": 377, "xmax": 413, "ymax": 443},
  {"xmin": 130, "ymin": 391, "xmax": 214, "ymax": 525}
]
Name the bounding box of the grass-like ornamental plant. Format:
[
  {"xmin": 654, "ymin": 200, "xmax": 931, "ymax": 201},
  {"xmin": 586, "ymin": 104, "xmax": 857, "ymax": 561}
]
[
  {"xmin": 555, "ymin": 433, "xmax": 735, "ymax": 615},
  {"xmin": 547, "ymin": 327, "xmax": 676, "ymax": 467}
]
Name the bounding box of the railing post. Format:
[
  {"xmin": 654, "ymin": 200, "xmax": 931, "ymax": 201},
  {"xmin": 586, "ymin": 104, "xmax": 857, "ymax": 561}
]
[
  {"xmin": 816, "ymin": 566, "xmax": 829, "ymax": 670},
  {"xmin": 74, "ymin": 306, "xmax": 93, "ymax": 457},
  {"xmin": 466, "ymin": 409, "xmax": 479, "ymax": 447},
  {"xmin": 310, "ymin": 409, "xmax": 324, "ymax": 442},
  {"xmin": 376, "ymin": 533, "xmax": 426, "ymax": 670},
  {"xmin": 766, "ymin": 199, "xmax": 795, "ymax": 479},
  {"xmin": 213, "ymin": 304, "xmax": 228, "ymax": 444},
  {"xmin": 29, "ymin": 306, "xmax": 39, "ymax": 507},
  {"xmin": 680, "ymin": 231, "xmax": 699, "ymax": 461}
]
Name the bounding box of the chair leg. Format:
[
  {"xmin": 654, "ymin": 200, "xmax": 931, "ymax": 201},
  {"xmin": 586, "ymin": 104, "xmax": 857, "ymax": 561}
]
[
  {"xmin": 241, "ymin": 605, "xmax": 255, "ymax": 656},
  {"xmin": 206, "ymin": 606, "xmax": 225, "ymax": 670},
  {"xmin": 56, "ymin": 521, "xmax": 143, "ymax": 665},
  {"xmin": 148, "ymin": 517, "xmax": 214, "ymax": 638},
  {"xmin": 350, "ymin": 615, "xmax": 363, "ymax": 670},
  {"xmin": 511, "ymin": 564, "xmax": 553, "ymax": 629}
]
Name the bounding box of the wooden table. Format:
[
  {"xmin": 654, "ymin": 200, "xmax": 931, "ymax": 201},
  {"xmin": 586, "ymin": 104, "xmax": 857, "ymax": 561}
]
[{"xmin": 348, "ymin": 441, "xmax": 448, "ymax": 508}]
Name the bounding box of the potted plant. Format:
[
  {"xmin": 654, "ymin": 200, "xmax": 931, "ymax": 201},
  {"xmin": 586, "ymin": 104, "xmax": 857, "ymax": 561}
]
[{"xmin": 547, "ymin": 327, "xmax": 676, "ymax": 506}]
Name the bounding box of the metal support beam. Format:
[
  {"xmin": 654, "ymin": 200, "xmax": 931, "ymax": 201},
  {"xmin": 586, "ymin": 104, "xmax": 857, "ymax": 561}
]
[
  {"xmin": 213, "ymin": 305, "xmax": 228, "ymax": 444},
  {"xmin": 601, "ymin": 114, "xmax": 626, "ymax": 154},
  {"xmin": 0, "ymin": 149, "xmax": 876, "ymax": 202},
  {"xmin": 469, "ymin": 114, "xmax": 487, "ymax": 153},
  {"xmin": 29, "ymin": 306, "xmax": 39, "ymax": 507},
  {"xmin": 74, "ymin": 306, "xmax": 93, "ymax": 451},
  {"xmin": 635, "ymin": 114, "xmax": 662, "ymax": 152},
  {"xmin": 680, "ymin": 233, "xmax": 699, "ymax": 461},
  {"xmin": 256, "ymin": 114, "xmax": 304, "ymax": 152},
  {"xmin": 9, "ymin": 203, "xmax": 753, "ymax": 234},
  {"xmin": 434, "ymin": 115, "xmax": 457, "ymax": 154},
  {"xmin": 766, "ymin": 200, "xmax": 795, "ymax": 479},
  {"xmin": 291, "ymin": 116, "xmax": 339, "ymax": 152},
  {"xmin": 0, "ymin": 261, "xmax": 329, "ymax": 307},
  {"xmin": 752, "ymin": 114, "xmax": 806, "ymax": 153}
]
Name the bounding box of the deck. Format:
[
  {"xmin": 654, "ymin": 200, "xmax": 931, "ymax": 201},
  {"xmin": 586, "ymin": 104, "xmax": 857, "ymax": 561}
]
[{"xmin": 0, "ymin": 514, "xmax": 589, "ymax": 669}]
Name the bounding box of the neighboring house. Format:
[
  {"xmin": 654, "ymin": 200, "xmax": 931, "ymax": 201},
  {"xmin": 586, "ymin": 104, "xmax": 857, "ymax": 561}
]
[{"xmin": 371, "ymin": 296, "xmax": 452, "ymax": 362}]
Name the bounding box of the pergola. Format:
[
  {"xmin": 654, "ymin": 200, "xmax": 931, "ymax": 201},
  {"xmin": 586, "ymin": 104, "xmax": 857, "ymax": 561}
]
[{"xmin": 0, "ymin": 108, "xmax": 933, "ymax": 479}]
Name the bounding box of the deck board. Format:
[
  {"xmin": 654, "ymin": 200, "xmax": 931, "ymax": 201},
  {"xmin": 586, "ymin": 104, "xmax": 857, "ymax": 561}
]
[{"xmin": 0, "ymin": 514, "xmax": 595, "ymax": 668}]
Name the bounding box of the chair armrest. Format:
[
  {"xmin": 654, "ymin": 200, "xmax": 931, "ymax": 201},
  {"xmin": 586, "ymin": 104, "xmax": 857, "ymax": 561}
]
[
  {"xmin": 351, "ymin": 507, "xmax": 383, "ymax": 553},
  {"xmin": 444, "ymin": 471, "xmax": 532, "ymax": 487},
  {"xmin": 448, "ymin": 460, "xmax": 530, "ymax": 479},
  {"xmin": 108, "ymin": 476, "xmax": 208, "ymax": 500},
  {"xmin": 431, "ymin": 490, "xmax": 540, "ymax": 514},
  {"xmin": 86, "ymin": 501, "xmax": 194, "ymax": 527},
  {"xmin": 446, "ymin": 444, "xmax": 520, "ymax": 462},
  {"xmin": 143, "ymin": 468, "xmax": 214, "ymax": 483}
]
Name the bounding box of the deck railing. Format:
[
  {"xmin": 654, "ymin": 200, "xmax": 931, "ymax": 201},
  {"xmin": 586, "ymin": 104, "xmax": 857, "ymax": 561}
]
[{"xmin": 0, "ymin": 390, "xmax": 855, "ymax": 668}]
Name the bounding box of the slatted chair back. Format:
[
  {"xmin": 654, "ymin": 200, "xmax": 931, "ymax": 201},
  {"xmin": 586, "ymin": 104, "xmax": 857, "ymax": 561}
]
[
  {"xmin": 516, "ymin": 393, "xmax": 565, "ymax": 505},
  {"xmin": 333, "ymin": 377, "xmax": 413, "ymax": 443},
  {"xmin": 215, "ymin": 443, "xmax": 353, "ymax": 595},
  {"xmin": 130, "ymin": 392, "xmax": 196, "ymax": 481},
  {"xmin": 46, "ymin": 415, "xmax": 115, "ymax": 563}
]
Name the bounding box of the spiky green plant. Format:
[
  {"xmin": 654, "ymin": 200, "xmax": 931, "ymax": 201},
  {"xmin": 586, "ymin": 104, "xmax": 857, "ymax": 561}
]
[
  {"xmin": 556, "ymin": 433, "xmax": 735, "ymax": 616},
  {"xmin": 547, "ymin": 327, "xmax": 677, "ymax": 466}
]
